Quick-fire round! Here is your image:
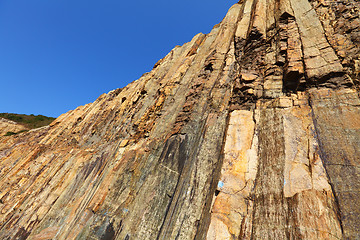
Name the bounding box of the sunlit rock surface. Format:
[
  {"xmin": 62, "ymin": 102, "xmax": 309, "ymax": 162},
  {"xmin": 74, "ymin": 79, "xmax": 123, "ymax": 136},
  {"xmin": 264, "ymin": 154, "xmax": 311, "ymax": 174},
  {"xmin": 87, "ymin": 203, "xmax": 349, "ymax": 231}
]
[
  {"xmin": 0, "ymin": 0, "xmax": 359, "ymax": 239},
  {"xmin": 0, "ymin": 118, "xmax": 27, "ymax": 136}
]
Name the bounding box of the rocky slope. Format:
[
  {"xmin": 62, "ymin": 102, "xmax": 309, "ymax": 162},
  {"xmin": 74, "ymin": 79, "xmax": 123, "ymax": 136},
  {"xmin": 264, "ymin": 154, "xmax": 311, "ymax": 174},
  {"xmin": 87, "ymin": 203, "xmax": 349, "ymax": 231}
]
[
  {"xmin": 0, "ymin": 0, "xmax": 359, "ymax": 239},
  {"xmin": 0, "ymin": 118, "xmax": 28, "ymax": 136}
]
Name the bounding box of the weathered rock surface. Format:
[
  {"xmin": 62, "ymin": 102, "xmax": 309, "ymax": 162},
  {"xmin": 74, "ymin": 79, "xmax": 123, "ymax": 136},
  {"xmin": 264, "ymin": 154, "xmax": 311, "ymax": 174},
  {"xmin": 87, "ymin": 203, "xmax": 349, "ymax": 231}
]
[
  {"xmin": 0, "ymin": 0, "xmax": 359, "ymax": 239},
  {"xmin": 0, "ymin": 118, "xmax": 28, "ymax": 136}
]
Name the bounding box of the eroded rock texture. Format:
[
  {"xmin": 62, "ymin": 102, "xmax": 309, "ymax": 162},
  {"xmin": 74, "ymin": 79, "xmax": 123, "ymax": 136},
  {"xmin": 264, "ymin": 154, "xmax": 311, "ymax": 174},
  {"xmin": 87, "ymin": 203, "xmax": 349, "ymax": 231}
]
[{"xmin": 0, "ymin": 0, "xmax": 359, "ymax": 239}]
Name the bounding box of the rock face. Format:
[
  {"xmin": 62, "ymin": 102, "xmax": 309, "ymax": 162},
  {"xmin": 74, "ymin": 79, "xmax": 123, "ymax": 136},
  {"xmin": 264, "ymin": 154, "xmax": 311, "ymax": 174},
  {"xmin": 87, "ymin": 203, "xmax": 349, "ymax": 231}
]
[
  {"xmin": 0, "ymin": 0, "xmax": 359, "ymax": 239},
  {"xmin": 0, "ymin": 118, "xmax": 28, "ymax": 136}
]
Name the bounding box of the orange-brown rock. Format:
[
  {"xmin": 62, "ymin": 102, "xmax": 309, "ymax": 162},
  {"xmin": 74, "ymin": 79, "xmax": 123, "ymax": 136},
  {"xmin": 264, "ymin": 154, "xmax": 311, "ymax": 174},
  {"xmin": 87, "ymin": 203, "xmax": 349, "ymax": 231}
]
[{"xmin": 0, "ymin": 0, "xmax": 359, "ymax": 239}]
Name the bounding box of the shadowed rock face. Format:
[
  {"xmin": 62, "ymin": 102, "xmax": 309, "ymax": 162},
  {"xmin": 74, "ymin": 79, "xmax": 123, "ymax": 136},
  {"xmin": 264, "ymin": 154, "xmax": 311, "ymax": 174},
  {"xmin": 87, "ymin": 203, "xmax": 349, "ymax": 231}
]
[{"xmin": 0, "ymin": 0, "xmax": 359, "ymax": 239}]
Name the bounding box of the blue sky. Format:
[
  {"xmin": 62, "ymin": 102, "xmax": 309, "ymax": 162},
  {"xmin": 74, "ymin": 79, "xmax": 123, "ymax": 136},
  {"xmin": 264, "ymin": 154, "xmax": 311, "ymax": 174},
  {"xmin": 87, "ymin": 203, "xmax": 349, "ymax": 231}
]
[{"xmin": 0, "ymin": 0, "xmax": 236, "ymax": 117}]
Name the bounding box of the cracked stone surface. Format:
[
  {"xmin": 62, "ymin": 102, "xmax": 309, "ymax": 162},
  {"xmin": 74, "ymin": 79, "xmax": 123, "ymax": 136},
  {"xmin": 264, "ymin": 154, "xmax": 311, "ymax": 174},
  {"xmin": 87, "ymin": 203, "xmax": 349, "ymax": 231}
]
[{"xmin": 0, "ymin": 0, "xmax": 359, "ymax": 239}]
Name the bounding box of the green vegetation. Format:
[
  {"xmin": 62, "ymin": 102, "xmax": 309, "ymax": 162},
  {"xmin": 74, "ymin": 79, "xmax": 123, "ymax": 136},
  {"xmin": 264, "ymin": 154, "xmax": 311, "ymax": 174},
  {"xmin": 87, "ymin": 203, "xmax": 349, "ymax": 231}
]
[
  {"xmin": 4, "ymin": 131, "xmax": 17, "ymax": 136},
  {"xmin": 0, "ymin": 113, "xmax": 56, "ymax": 129},
  {"xmin": 4, "ymin": 129, "xmax": 29, "ymax": 136}
]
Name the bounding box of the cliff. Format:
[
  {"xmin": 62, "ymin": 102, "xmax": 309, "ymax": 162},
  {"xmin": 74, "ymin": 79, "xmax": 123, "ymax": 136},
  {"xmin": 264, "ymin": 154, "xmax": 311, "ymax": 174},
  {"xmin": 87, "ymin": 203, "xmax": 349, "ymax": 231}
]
[{"xmin": 0, "ymin": 0, "xmax": 359, "ymax": 239}]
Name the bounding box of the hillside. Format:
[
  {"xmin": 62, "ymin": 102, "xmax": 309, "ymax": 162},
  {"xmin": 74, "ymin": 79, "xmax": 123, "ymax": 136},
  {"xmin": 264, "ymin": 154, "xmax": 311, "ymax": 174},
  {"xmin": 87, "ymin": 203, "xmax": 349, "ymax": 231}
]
[{"xmin": 0, "ymin": 113, "xmax": 55, "ymax": 136}]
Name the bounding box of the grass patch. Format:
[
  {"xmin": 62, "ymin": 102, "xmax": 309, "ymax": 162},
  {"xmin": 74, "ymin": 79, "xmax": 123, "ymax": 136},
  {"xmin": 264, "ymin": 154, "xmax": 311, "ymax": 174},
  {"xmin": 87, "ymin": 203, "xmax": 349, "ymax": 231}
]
[
  {"xmin": 5, "ymin": 131, "xmax": 16, "ymax": 136},
  {"xmin": 4, "ymin": 130, "xmax": 29, "ymax": 136}
]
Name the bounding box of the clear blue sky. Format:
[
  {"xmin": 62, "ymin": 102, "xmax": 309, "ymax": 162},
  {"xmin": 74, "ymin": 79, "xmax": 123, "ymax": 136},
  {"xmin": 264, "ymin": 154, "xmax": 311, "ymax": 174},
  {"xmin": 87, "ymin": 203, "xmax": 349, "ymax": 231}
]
[{"xmin": 0, "ymin": 0, "xmax": 236, "ymax": 117}]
